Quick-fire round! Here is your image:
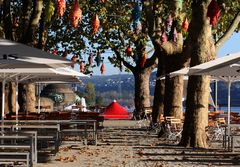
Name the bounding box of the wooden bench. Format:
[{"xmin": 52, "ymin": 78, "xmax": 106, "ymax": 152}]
[
  {"xmin": 4, "ymin": 117, "xmax": 100, "ymax": 146},
  {"xmin": 0, "ymin": 134, "xmax": 34, "ymax": 166},
  {"xmin": 22, "ymin": 120, "xmax": 98, "ymax": 145},
  {"xmin": 0, "ymin": 130, "xmax": 38, "ymax": 163},
  {"xmin": 11, "ymin": 124, "xmax": 60, "ymax": 154},
  {"xmin": 0, "ymin": 152, "xmax": 31, "ymax": 167},
  {"xmin": 59, "ymin": 120, "xmax": 97, "ymax": 145}
]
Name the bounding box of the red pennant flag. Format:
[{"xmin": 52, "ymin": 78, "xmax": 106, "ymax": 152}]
[
  {"xmin": 207, "ymin": 0, "xmax": 220, "ymax": 26},
  {"xmin": 182, "ymin": 17, "xmax": 189, "ymax": 33},
  {"xmin": 69, "ymin": 0, "xmax": 82, "ymax": 28},
  {"xmin": 100, "ymin": 63, "xmax": 105, "ymax": 74}
]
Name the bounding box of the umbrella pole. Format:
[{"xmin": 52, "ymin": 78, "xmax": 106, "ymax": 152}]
[
  {"xmin": 15, "ymin": 77, "xmax": 19, "ymax": 126},
  {"xmin": 38, "ymin": 83, "xmax": 41, "ymax": 113},
  {"xmin": 215, "ymin": 80, "xmax": 218, "ymax": 111},
  {"xmin": 1, "ymin": 79, "xmax": 5, "ymax": 132},
  {"xmin": 227, "ymin": 79, "xmax": 231, "ymax": 139}
]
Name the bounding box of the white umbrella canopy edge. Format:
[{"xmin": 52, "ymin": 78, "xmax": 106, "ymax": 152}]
[
  {"xmin": 0, "ymin": 67, "xmax": 88, "ymax": 80},
  {"xmin": 0, "ymin": 38, "xmax": 73, "ymax": 66},
  {"xmin": 169, "ymin": 52, "xmax": 240, "ymax": 77}
]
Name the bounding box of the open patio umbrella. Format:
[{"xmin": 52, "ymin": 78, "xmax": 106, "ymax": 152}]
[
  {"xmin": 0, "ymin": 66, "xmax": 87, "ymax": 121},
  {"xmin": 0, "ymin": 38, "xmax": 72, "ymax": 68},
  {"xmin": 169, "ymin": 52, "xmax": 240, "ymax": 138},
  {"xmin": 0, "ymin": 38, "xmax": 74, "ymax": 123}
]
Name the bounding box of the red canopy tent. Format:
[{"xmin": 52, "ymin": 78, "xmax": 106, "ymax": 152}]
[{"xmin": 103, "ymin": 100, "xmax": 130, "ymax": 119}]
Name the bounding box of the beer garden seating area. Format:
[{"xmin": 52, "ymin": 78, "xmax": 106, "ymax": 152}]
[
  {"xmin": 0, "ymin": 111, "xmax": 104, "ymax": 166},
  {"xmin": 134, "ymin": 108, "xmax": 240, "ymax": 151},
  {"xmin": 1, "ymin": 107, "xmax": 240, "ymax": 166}
]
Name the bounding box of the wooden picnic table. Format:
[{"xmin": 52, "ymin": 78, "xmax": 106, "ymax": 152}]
[
  {"xmin": 2, "ymin": 119, "xmax": 98, "ymax": 145},
  {"xmin": 0, "ymin": 134, "xmax": 34, "ymax": 166}
]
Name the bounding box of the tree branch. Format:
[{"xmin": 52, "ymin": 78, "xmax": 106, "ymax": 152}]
[
  {"xmin": 145, "ymin": 50, "xmax": 158, "ymax": 70},
  {"xmin": 113, "ymin": 48, "xmax": 135, "ymax": 72},
  {"xmin": 3, "ymin": 0, "xmax": 13, "ymax": 40},
  {"xmin": 20, "ymin": 0, "xmax": 32, "ymax": 42},
  {"xmin": 160, "ymin": 33, "xmax": 183, "ymax": 55},
  {"xmin": 215, "ymin": 11, "xmax": 240, "ymax": 51},
  {"xmin": 104, "ymin": 32, "xmax": 135, "ymax": 72},
  {"xmin": 23, "ymin": 0, "xmax": 43, "ymax": 44},
  {"xmin": 143, "ymin": 0, "xmax": 154, "ymax": 37}
]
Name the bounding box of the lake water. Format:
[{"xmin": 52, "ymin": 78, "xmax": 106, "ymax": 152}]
[{"xmin": 217, "ymin": 106, "xmax": 240, "ymax": 113}]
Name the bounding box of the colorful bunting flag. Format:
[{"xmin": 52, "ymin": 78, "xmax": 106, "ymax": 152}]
[
  {"xmin": 57, "ymin": 0, "xmax": 66, "ymax": 17},
  {"xmin": 69, "ymin": 0, "xmax": 82, "ymax": 28},
  {"xmin": 207, "ymin": 0, "xmax": 220, "ymax": 26}
]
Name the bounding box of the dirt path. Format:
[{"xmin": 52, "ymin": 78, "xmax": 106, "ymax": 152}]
[{"xmin": 34, "ymin": 120, "xmax": 240, "ymax": 167}]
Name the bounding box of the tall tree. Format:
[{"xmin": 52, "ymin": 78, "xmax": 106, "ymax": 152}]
[
  {"xmin": 147, "ymin": 0, "xmax": 240, "ymax": 147},
  {"xmin": 180, "ymin": 0, "xmax": 240, "ymax": 148},
  {"xmin": 46, "ymin": 0, "xmax": 158, "ymax": 117},
  {"xmin": 84, "ymin": 82, "xmax": 96, "ymax": 106}
]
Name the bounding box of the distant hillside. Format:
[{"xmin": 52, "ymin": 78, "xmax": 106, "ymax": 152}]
[
  {"xmin": 81, "ymin": 72, "xmax": 157, "ymax": 94},
  {"xmin": 79, "ymin": 72, "xmax": 240, "ymax": 107}
]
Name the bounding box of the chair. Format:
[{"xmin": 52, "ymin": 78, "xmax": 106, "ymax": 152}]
[
  {"xmin": 207, "ymin": 120, "xmax": 225, "ymax": 141},
  {"xmin": 165, "ymin": 118, "xmax": 183, "ymax": 141}
]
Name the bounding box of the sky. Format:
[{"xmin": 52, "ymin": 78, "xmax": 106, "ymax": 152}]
[{"xmin": 87, "ymin": 33, "xmax": 240, "ymax": 76}]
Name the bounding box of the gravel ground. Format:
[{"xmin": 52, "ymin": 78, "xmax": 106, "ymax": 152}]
[{"xmin": 32, "ymin": 120, "xmax": 240, "ymax": 167}]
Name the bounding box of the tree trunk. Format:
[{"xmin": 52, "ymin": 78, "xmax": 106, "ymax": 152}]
[
  {"xmin": 4, "ymin": 83, "xmax": 10, "ymax": 115},
  {"xmin": 9, "ymin": 82, "xmax": 16, "ymax": 114},
  {"xmin": 180, "ymin": 76, "xmax": 210, "ymax": 147},
  {"xmin": 134, "ymin": 69, "xmax": 152, "ymax": 118},
  {"xmin": 179, "ymin": 0, "xmax": 215, "ymax": 148},
  {"xmin": 17, "ymin": 0, "xmax": 43, "ymax": 114},
  {"xmin": 26, "ymin": 83, "xmax": 36, "ymax": 113},
  {"xmin": 19, "ymin": 83, "xmax": 36, "ymax": 113},
  {"xmin": 152, "ymin": 56, "xmax": 165, "ymax": 123},
  {"xmin": 164, "ymin": 75, "xmax": 184, "ymax": 119},
  {"xmin": 152, "ymin": 78, "xmax": 165, "ymax": 123}
]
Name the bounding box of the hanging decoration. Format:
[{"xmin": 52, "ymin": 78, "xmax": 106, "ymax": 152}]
[
  {"xmin": 174, "ymin": 0, "xmax": 183, "ymax": 12},
  {"xmin": 135, "ymin": 22, "xmax": 142, "ymax": 34},
  {"xmin": 12, "ymin": 14, "xmax": 19, "ymax": 28},
  {"xmin": 132, "ymin": 2, "xmax": 142, "ymax": 34},
  {"xmin": 71, "ymin": 55, "xmax": 78, "ymax": 62},
  {"xmin": 95, "ymin": 50, "xmax": 101, "ymax": 67},
  {"xmin": 88, "ymin": 53, "xmax": 93, "ymax": 65},
  {"xmin": 69, "ymin": 0, "xmax": 82, "ymax": 28},
  {"xmin": 172, "ymin": 27, "xmax": 178, "ymax": 42},
  {"xmin": 161, "ymin": 32, "xmax": 167, "ymax": 45},
  {"xmin": 139, "ymin": 54, "xmax": 147, "ymax": 68},
  {"xmin": 45, "ymin": 0, "xmax": 55, "ymax": 23},
  {"xmin": 207, "ymin": 0, "xmax": 220, "ymax": 26},
  {"xmin": 52, "ymin": 48, "xmax": 57, "ymax": 55},
  {"xmin": 125, "ymin": 46, "xmax": 132, "ymax": 56},
  {"xmin": 165, "ymin": 15, "xmax": 173, "ymax": 37},
  {"xmin": 62, "ymin": 49, "xmax": 67, "ymax": 58},
  {"xmin": 100, "ymin": 63, "xmax": 105, "ymax": 74},
  {"xmin": 57, "ymin": 0, "xmax": 66, "ymax": 17},
  {"xmin": 92, "ymin": 14, "xmax": 100, "ymax": 34},
  {"xmin": 182, "ymin": 17, "xmax": 189, "ymax": 33},
  {"xmin": 80, "ymin": 61, "xmax": 85, "ymax": 72}
]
